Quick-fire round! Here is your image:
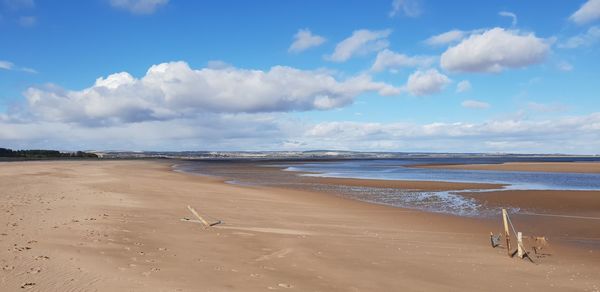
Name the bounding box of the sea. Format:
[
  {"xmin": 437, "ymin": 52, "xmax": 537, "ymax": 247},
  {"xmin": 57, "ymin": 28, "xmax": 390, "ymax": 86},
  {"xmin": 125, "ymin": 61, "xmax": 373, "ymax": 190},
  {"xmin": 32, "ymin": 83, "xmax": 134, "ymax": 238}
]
[{"xmin": 175, "ymin": 156, "xmax": 600, "ymax": 217}]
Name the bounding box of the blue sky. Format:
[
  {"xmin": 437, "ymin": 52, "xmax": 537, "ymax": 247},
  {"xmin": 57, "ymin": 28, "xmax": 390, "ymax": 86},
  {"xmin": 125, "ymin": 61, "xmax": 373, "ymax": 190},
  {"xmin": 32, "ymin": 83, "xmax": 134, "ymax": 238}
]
[{"xmin": 1, "ymin": 0, "xmax": 599, "ymax": 153}]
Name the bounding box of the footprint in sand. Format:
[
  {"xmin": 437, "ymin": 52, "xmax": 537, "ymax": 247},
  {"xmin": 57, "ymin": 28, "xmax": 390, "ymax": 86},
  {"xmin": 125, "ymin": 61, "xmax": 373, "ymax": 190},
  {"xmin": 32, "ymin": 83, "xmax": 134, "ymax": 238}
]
[
  {"xmin": 2, "ymin": 265, "xmax": 15, "ymax": 271},
  {"xmin": 27, "ymin": 267, "xmax": 42, "ymax": 274},
  {"xmin": 21, "ymin": 282, "xmax": 36, "ymax": 289},
  {"xmin": 142, "ymin": 268, "xmax": 160, "ymax": 277}
]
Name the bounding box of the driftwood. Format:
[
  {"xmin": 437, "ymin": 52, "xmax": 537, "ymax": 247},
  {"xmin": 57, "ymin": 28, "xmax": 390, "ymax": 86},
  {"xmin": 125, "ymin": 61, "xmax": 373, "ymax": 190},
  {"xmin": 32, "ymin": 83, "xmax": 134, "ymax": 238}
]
[{"xmin": 185, "ymin": 205, "xmax": 222, "ymax": 228}]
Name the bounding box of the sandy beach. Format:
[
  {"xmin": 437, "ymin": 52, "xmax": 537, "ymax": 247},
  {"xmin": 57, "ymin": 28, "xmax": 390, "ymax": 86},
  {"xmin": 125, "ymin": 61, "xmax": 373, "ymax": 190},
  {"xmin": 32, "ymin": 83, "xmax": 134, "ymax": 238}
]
[
  {"xmin": 414, "ymin": 161, "xmax": 600, "ymax": 173},
  {"xmin": 1, "ymin": 160, "xmax": 600, "ymax": 291}
]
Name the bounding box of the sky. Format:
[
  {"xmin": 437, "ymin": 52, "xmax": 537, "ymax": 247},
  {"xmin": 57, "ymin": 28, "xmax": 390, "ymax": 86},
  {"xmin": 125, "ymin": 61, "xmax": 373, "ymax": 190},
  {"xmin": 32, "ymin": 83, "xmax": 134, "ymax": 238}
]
[{"xmin": 0, "ymin": 0, "xmax": 599, "ymax": 154}]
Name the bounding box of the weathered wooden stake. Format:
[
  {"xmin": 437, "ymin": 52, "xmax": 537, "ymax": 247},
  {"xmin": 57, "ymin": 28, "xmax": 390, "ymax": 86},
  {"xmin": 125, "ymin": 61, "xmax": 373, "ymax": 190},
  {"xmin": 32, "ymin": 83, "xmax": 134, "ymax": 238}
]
[
  {"xmin": 187, "ymin": 205, "xmax": 210, "ymax": 227},
  {"xmin": 502, "ymin": 209, "xmax": 511, "ymax": 256},
  {"xmin": 517, "ymin": 232, "xmax": 524, "ymax": 259}
]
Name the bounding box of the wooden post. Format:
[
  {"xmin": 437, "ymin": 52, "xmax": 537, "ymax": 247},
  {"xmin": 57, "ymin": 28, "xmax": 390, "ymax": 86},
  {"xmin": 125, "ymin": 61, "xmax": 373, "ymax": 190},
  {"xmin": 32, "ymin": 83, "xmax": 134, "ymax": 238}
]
[
  {"xmin": 187, "ymin": 205, "xmax": 210, "ymax": 227},
  {"xmin": 502, "ymin": 209, "xmax": 511, "ymax": 256},
  {"xmin": 517, "ymin": 232, "xmax": 524, "ymax": 259}
]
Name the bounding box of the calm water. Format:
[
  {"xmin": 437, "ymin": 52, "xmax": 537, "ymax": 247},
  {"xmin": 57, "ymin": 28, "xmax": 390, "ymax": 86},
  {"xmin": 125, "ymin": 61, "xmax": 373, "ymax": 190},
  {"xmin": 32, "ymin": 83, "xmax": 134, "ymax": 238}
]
[
  {"xmin": 176, "ymin": 157, "xmax": 600, "ymax": 217},
  {"xmin": 284, "ymin": 158, "xmax": 600, "ymax": 191}
]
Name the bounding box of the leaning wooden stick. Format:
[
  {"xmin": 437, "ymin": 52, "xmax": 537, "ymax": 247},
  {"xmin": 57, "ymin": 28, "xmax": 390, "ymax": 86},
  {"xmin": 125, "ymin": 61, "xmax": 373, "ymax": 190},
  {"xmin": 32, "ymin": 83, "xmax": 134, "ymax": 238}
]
[
  {"xmin": 502, "ymin": 209, "xmax": 511, "ymax": 257},
  {"xmin": 187, "ymin": 205, "xmax": 210, "ymax": 227}
]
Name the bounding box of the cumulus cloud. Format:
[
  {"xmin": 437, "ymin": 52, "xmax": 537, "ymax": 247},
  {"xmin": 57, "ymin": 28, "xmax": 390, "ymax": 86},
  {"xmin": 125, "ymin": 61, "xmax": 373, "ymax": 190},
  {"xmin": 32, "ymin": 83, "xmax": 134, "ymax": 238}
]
[
  {"xmin": 22, "ymin": 61, "xmax": 400, "ymax": 125},
  {"xmin": 456, "ymin": 80, "xmax": 471, "ymax": 93},
  {"xmin": 301, "ymin": 113, "xmax": 600, "ymax": 153},
  {"xmin": 2, "ymin": 97, "xmax": 600, "ymax": 153},
  {"xmin": 461, "ymin": 99, "xmax": 489, "ymax": 109},
  {"xmin": 498, "ymin": 11, "xmax": 517, "ymax": 27},
  {"xmin": 327, "ymin": 29, "xmax": 392, "ymax": 62},
  {"xmin": 370, "ymin": 49, "xmax": 435, "ymax": 72},
  {"xmin": 406, "ymin": 69, "xmax": 451, "ymax": 96},
  {"xmin": 570, "ymin": 0, "xmax": 600, "ymax": 25},
  {"xmin": 389, "ymin": 0, "xmax": 421, "ymax": 18},
  {"xmin": 109, "ymin": 0, "xmax": 168, "ymax": 14},
  {"xmin": 288, "ymin": 29, "xmax": 326, "ymax": 53},
  {"xmin": 558, "ymin": 26, "xmax": 600, "ymax": 48},
  {"xmin": 440, "ymin": 28, "xmax": 550, "ymax": 73},
  {"xmin": 0, "ymin": 113, "xmax": 292, "ymax": 151}
]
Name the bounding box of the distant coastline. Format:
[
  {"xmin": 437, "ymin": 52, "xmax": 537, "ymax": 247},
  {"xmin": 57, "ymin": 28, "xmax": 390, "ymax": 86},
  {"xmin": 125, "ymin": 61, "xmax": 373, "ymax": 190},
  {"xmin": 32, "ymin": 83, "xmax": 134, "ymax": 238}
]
[{"xmin": 0, "ymin": 147, "xmax": 98, "ymax": 161}]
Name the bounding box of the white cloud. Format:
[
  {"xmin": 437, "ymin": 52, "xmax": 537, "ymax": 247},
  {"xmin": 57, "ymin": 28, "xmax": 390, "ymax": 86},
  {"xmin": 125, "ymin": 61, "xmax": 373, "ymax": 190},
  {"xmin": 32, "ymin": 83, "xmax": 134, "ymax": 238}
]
[
  {"xmin": 109, "ymin": 0, "xmax": 168, "ymax": 14},
  {"xmin": 406, "ymin": 69, "xmax": 451, "ymax": 96},
  {"xmin": 424, "ymin": 30, "xmax": 467, "ymax": 46},
  {"xmin": 288, "ymin": 29, "xmax": 326, "ymax": 53},
  {"xmin": 389, "ymin": 0, "xmax": 421, "ymax": 18},
  {"xmin": 461, "ymin": 99, "xmax": 489, "ymax": 109},
  {"xmin": 18, "ymin": 15, "xmax": 35, "ymax": 27},
  {"xmin": 0, "ymin": 60, "xmax": 36, "ymax": 73},
  {"xmin": 498, "ymin": 11, "xmax": 517, "ymax": 27},
  {"xmin": 0, "ymin": 113, "xmax": 292, "ymax": 151},
  {"xmin": 0, "ymin": 60, "xmax": 14, "ymax": 70},
  {"xmin": 370, "ymin": 49, "xmax": 435, "ymax": 72},
  {"xmin": 327, "ymin": 29, "xmax": 391, "ymax": 62},
  {"xmin": 22, "ymin": 61, "xmax": 400, "ymax": 125},
  {"xmin": 301, "ymin": 113, "xmax": 600, "ymax": 154},
  {"xmin": 558, "ymin": 26, "xmax": 600, "ymax": 48},
  {"xmin": 456, "ymin": 80, "xmax": 471, "ymax": 93},
  {"xmin": 2, "ymin": 98, "xmax": 600, "ymax": 153},
  {"xmin": 570, "ymin": 0, "xmax": 600, "ymax": 25},
  {"xmin": 557, "ymin": 61, "xmax": 574, "ymax": 72},
  {"xmin": 440, "ymin": 28, "xmax": 550, "ymax": 73}
]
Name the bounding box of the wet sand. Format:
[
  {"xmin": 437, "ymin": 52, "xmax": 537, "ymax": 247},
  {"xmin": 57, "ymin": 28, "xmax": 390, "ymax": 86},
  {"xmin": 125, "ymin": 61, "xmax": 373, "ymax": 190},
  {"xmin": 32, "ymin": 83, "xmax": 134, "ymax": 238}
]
[
  {"xmin": 414, "ymin": 161, "xmax": 600, "ymax": 173},
  {"xmin": 1, "ymin": 160, "xmax": 599, "ymax": 291}
]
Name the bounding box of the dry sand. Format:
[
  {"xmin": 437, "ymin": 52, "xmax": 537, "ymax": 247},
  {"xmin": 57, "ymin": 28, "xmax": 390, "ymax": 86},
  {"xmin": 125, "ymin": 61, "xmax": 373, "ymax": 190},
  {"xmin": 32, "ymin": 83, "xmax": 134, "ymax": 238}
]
[
  {"xmin": 414, "ymin": 161, "xmax": 600, "ymax": 173},
  {"xmin": 1, "ymin": 160, "xmax": 599, "ymax": 291}
]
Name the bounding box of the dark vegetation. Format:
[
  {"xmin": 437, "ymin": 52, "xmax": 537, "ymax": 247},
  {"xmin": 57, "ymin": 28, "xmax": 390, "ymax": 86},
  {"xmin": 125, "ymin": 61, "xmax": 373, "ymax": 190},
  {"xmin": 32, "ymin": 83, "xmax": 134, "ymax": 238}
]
[{"xmin": 0, "ymin": 148, "xmax": 98, "ymax": 159}]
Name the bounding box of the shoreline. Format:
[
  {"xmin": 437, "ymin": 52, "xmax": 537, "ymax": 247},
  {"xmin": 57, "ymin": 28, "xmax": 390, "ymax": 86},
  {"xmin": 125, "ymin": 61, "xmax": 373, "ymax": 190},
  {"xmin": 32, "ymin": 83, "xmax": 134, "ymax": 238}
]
[
  {"xmin": 1, "ymin": 160, "xmax": 600, "ymax": 291},
  {"xmin": 175, "ymin": 160, "xmax": 600, "ymax": 216},
  {"xmin": 175, "ymin": 160, "xmax": 600, "ymax": 250}
]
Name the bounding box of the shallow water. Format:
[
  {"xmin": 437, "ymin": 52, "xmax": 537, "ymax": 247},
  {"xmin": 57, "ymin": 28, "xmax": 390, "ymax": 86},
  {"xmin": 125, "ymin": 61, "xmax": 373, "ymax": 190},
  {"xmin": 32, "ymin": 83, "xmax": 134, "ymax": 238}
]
[
  {"xmin": 175, "ymin": 157, "xmax": 600, "ymax": 217},
  {"xmin": 283, "ymin": 159, "xmax": 600, "ymax": 191}
]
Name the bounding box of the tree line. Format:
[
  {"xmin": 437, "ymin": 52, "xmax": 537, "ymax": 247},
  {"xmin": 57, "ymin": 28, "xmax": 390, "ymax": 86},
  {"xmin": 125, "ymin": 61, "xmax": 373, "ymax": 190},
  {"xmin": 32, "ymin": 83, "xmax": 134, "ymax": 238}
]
[{"xmin": 0, "ymin": 148, "xmax": 98, "ymax": 159}]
